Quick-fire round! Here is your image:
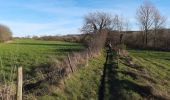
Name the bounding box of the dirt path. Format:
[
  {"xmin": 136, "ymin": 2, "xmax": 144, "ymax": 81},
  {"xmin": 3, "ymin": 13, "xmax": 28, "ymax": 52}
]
[{"xmin": 98, "ymin": 48, "xmax": 116, "ymax": 100}]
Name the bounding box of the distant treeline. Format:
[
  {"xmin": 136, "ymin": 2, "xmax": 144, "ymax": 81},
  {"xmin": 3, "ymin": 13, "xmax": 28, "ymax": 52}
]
[
  {"xmin": 33, "ymin": 28, "xmax": 170, "ymax": 51},
  {"xmin": 123, "ymin": 30, "xmax": 170, "ymax": 51},
  {"xmin": 108, "ymin": 29, "xmax": 170, "ymax": 51},
  {"xmin": 34, "ymin": 34, "xmax": 83, "ymax": 43}
]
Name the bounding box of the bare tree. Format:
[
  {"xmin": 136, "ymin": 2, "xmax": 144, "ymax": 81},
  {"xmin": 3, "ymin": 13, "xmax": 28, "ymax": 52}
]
[
  {"xmin": 112, "ymin": 15, "xmax": 127, "ymax": 44},
  {"xmin": 112, "ymin": 15, "xmax": 124, "ymax": 32},
  {"xmin": 122, "ymin": 19, "xmax": 130, "ymax": 44},
  {"xmin": 152, "ymin": 8, "xmax": 166, "ymax": 48},
  {"xmin": 124, "ymin": 19, "xmax": 130, "ymax": 32},
  {"xmin": 136, "ymin": 2, "xmax": 155, "ymax": 47},
  {"xmin": 81, "ymin": 12, "xmax": 112, "ymax": 33}
]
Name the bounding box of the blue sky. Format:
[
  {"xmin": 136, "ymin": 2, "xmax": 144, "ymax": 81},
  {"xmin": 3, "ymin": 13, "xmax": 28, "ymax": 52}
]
[{"xmin": 0, "ymin": 0, "xmax": 170, "ymax": 37}]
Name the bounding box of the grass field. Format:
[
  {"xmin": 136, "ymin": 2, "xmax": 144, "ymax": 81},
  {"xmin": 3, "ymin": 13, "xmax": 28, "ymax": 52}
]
[
  {"xmin": 107, "ymin": 49, "xmax": 170, "ymax": 99},
  {"xmin": 47, "ymin": 49, "xmax": 170, "ymax": 100},
  {"xmin": 128, "ymin": 49, "xmax": 170, "ymax": 98},
  {"xmin": 0, "ymin": 39, "xmax": 84, "ymax": 81},
  {"xmin": 38, "ymin": 52, "xmax": 105, "ymax": 100},
  {"xmin": 1, "ymin": 38, "xmax": 169, "ymax": 100}
]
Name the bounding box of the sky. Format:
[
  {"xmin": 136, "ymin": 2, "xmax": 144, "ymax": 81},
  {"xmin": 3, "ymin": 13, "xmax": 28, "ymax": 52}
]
[{"xmin": 0, "ymin": 0, "xmax": 170, "ymax": 37}]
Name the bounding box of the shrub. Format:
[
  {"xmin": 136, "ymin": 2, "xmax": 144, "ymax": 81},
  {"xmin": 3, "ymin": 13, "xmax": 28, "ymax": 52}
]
[
  {"xmin": 0, "ymin": 24, "xmax": 12, "ymax": 42},
  {"xmin": 37, "ymin": 35, "xmax": 83, "ymax": 43}
]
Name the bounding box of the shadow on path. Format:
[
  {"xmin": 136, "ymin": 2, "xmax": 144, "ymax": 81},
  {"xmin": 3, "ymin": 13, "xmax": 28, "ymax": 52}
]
[
  {"xmin": 98, "ymin": 49, "xmax": 166, "ymax": 100},
  {"xmin": 98, "ymin": 49, "xmax": 114, "ymax": 100}
]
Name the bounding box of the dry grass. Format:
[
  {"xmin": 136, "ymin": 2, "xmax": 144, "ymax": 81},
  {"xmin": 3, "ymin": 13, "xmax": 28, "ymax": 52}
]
[{"xmin": 0, "ymin": 84, "xmax": 16, "ymax": 100}]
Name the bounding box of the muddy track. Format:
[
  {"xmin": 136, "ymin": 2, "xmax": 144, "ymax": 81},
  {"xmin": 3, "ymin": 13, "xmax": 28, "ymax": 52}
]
[{"xmin": 98, "ymin": 48, "xmax": 115, "ymax": 100}]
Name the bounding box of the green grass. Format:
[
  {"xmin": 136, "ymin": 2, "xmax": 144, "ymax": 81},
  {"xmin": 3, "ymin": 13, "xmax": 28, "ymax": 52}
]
[
  {"xmin": 28, "ymin": 48, "xmax": 170, "ymax": 100},
  {"xmin": 0, "ymin": 39, "xmax": 84, "ymax": 81},
  {"xmin": 128, "ymin": 49, "xmax": 170, "ymax": 94},
  {"xmin": 39, "ymin": 52, "xmax": 105, "ymax": 100},
  {"xmin": 108, "ymin": 49, "xmax": 170, "ymax": 99},
  {"xmin": 97, "ymin": 49, "xmax": 170, "ymax": 100}
]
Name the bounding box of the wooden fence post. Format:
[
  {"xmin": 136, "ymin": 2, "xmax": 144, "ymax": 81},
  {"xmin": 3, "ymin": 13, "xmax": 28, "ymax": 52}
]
[
  {"xmin": 117, "ymin": 49, "xmax": 120, "ymax": 67},
  {"xmin": 88, "ymin": 47, "xmax": 92, "ymax": 57},
  {"xmin": 17, "ymin": 67, "xmax": 22, "ymax": 100},
  {"xmin": 86, "ymin": 53, "xmax": 89, "ymax": 67},
  {"xmin": 67, "ymin": 54, "xmax": 74, "ymax": 73}
]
